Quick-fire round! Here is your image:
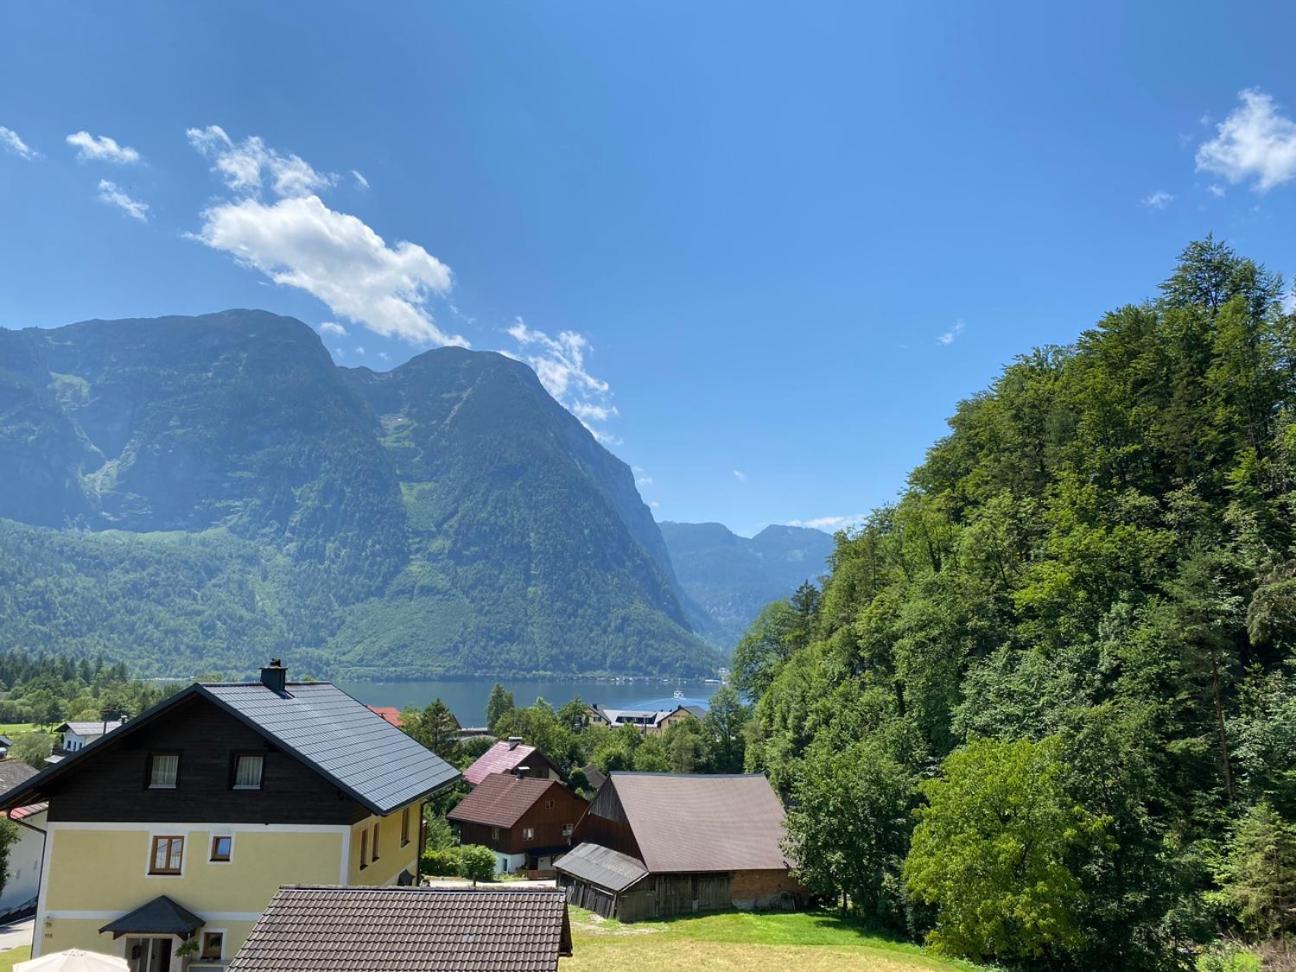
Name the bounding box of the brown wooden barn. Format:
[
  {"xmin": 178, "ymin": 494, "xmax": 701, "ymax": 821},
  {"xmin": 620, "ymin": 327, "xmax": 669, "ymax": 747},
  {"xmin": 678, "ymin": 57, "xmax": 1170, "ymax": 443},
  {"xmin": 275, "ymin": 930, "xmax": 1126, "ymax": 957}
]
[
  {"xmin": 448, "ymin": 772, "xmax": 588, "ymax": 875},
  {"xmin": 554, "ymin": 772, "xmax": 804, "ymax": 921}
]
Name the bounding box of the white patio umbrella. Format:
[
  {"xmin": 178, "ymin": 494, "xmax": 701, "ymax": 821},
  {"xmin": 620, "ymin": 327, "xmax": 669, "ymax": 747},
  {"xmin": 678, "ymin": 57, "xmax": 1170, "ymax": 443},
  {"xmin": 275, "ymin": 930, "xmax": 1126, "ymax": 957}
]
[{"xmin": 15, "ymin": 949, "xmax": 129, "ymax": 972}]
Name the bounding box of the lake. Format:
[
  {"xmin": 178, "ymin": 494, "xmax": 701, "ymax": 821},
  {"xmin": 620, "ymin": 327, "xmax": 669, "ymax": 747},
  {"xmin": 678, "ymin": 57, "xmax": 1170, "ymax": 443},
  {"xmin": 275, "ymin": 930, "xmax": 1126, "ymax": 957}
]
[{"xmin": 334, "ymin": 677, "xmax": 724, "ymax": 726}]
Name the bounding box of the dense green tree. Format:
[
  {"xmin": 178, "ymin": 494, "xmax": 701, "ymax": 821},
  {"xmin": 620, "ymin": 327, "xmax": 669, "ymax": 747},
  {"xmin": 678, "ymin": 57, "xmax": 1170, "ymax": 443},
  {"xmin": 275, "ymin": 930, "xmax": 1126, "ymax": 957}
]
[
  {"xmin": 485, "ymin": 683, "xmax": 516, "ymax": 735},
  {"xmin": 702, "ymin": 686, "xmax": 749, "ymax": 773},
  {"xmin": 784, "ymin": 735, "xmax": 914, "ymax": 923},
  {"xmin": 905, "ymin": 737, "xmax": 1104, "ymax": 964},
  {"xmin": 632, "ymin": 734, "xmax": 670, "ymax": 772},
  {"xmin": 403, "ymin": 699, "xmax": 461, "ymax": 762},
  {"xmin": 11, "ymin": 732, "xmax": 53, "ymax": 769},
  {"xmin": 1218, "ymin": 802, "xmax": 1296, "ymax": 940}
]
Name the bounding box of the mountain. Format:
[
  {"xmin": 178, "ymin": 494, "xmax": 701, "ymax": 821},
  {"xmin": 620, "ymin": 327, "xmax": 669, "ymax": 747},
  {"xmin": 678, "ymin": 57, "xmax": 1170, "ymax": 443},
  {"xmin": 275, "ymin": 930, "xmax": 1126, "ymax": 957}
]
[
  {"xmin": 658, "ymin": 521, "xmax": 834, "ymax": 647},
  {"xmin": 0, "ymin": 310, "xmax": 715, "ymax": 678}
]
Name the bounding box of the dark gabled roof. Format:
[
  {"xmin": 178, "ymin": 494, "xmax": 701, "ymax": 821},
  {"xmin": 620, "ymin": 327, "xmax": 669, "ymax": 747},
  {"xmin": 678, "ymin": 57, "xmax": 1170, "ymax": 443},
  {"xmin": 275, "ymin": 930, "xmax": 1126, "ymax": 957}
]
[
  {"xmin": 448, "ymin": 774, "xmax": 571, "ymax": 829},
  {"xmin": 0, "ymin": 682, "xmax": 460, "ymax": 817},
  {"xmin": 0, "ymin": 759, "xmax": 38, "ymax": 794},
  {"xmin": 581, "ymin": 763, "xmax": 607, "ymax": 791},
  {"xmin": 601, "ymin": 772, "xmax": 791, "ymax": 873},
  {"xmin": 554, "ymin": 841, "xmax": 648, "ymax": 893},
  {"xmin": 227, "ymin": 887, "xmax": 572, "ymax": 972},
  {"xmin": 100, "ymin": 895, "xmax": 204, "ymax": 938}
]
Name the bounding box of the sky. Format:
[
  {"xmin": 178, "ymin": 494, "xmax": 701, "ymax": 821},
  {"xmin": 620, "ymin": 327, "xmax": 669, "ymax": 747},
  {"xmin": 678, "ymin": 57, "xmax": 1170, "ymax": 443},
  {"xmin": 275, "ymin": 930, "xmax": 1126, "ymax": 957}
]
[{"xmin": 2, "ymin": 2, "xmax": 1295, "ymax": 536}]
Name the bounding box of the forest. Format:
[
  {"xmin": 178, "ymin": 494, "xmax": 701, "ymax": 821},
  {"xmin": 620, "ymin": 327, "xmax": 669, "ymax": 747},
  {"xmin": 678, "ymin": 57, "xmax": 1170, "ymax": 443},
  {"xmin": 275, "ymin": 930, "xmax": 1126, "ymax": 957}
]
[{"xmin": 734, "ymin": 239, "xmax": 1296, "ymax": 969}]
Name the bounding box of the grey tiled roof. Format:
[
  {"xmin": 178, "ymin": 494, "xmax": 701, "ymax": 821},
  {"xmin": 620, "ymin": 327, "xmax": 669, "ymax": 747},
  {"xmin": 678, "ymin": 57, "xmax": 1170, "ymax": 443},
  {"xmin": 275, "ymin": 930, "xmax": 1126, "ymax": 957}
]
[
  {"xmin": 228, "ymin": 887, "xmax": 572, "ymax": 972},
  {"xmin": 202, "ymin": 682, "xmax": 460, "ymax": 814},
  {"xmin": 554, "ymin": 842, "xmax": 648, "ymax": 893},
  {"xmin": 0, "ymin": 759, "xmax": 38, "ymax": 795},
  {"xmin": 60, "ymin": 720, "xmax": 124, "ymax": 736}
]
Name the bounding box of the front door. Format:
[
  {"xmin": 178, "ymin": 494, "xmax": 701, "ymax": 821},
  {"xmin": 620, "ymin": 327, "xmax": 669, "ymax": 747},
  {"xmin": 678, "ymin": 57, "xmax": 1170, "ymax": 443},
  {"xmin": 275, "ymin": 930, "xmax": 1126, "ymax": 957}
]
[{"xmin": 124, "ymin": 937, "xmax": 173, "ymax": 972}]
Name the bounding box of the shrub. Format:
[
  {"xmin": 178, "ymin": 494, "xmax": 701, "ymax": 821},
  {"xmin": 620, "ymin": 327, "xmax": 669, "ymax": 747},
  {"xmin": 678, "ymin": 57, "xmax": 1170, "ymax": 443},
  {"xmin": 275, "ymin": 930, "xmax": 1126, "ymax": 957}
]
[
  {"xmin": 419, "ymin": 848, "xmax": 460, "ymax": 877},
  {"xmin": 457, "ymin": 844, "xmax": 497, "ymax": 883}
]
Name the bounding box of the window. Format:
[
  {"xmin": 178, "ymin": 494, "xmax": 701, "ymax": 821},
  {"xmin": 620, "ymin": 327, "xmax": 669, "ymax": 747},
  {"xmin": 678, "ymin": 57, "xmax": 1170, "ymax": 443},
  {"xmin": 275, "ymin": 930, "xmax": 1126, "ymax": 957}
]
[
  {"xmin": 544, "ymin": 799, "xmax": 555, "ymax": 810},
  {"xmin": 491, "ymin": 827, "xmax": 500, "ymax": 841},
  {"xmin": 210, "ymin": 835, "xmax": 232, "ymax": 862},
  {"xmin": 148, "ymin": 753, "xmax": 179, "ymax": 789},
  {"xmin": 400, "ymin": 807, "xmax": 410, "ymax": 847},
  {"xmin": 232, "ymin": 754, "xmax": 264, "ymax": 790},
  {"xmin": 200, "ymin": 931, "xmax": 224, "ymax": 961},
  {"xmin": 561, "ymin": 823, "xmax": 574, "ymax": 838},
  {"xmin": 371, "ymin": 822, "xmax": 380, "ymax": 860},
  {"xmin": 359, "ymin": 829, "xmax": 368, "ymax": 869},
  {"xmin": 149, "ymin": 836, "xmax": 184, "ymax": 875},
  {"xmin": 523, "ymin": 826, "xmax": 535, "ymax": 840}
]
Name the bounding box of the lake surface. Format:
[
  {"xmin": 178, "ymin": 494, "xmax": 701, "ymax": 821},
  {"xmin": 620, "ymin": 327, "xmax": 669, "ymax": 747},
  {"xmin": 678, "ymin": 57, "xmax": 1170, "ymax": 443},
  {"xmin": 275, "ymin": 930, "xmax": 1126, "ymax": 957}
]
[{"xmin": 335, "ymin": 677, "xmax": 723, "ymax": 726}]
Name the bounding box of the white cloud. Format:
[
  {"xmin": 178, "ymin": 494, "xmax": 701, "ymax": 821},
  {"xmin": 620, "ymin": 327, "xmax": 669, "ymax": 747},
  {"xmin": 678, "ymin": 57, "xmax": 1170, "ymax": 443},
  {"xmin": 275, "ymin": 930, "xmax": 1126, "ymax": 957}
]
[
  {"xmin": 189, "ymin": 127, "xmax": 463, "ymax": 347},
  {"xmin": 1208, "ymin": 184, "xmax": 1227, "ymax": 198},
  {"xmin": 96, "ymin": 180, "xmax": 149, "ymax": 221},
  {"xmin": 787, "ymin": 514, "xmax": 866, "ymax": 532},
  {"xmin": 507, "ymin": 319, "xmax": 617, "ymax": 439},
  {"xmin": 354, "ymin": 346, "xmax": 366, "ymax": 355},
  {"xmin": 319, "ymin": 321, "xmax": 347, "ymax": 336},
  {"xmin": 632, "ymin": 466, "xmax": 653, "ymax": 488},
  {"xmin": 1141, "ymin": 190, "xmax": 1174, "ymax": 210},
  {"xmin": 0, "ymin": 126, "xmax": 38, "ymax": 160},
  {"xmin": 1284, "ymin": 290, "xmax": 1296, "ymax": 315},
  {"xmin": 66, "ymin": 130, "xmax": 140, "ymax": 164},
  {"xmin": 378, "ymin": 350, "xmax": 389, "ymax": 361},
  {"xmin": 1196, "ymin": 88, "xmax": 1296, "ymax": 192},
  {"xmin": 187, "ymin": 124, "xmax": 334, "ymax": 197},
  {"xmin": 351, "ymin": 169, "xmax": 370, "ymax": 190},
  {"xmin": 732, "ymin": 469, "xmax": 748, "ymax": 483},
  {"xmin": 937, "ymin": 319, "xmax": 965, "ymax": 346},
  {"xmin": 194, "ymin": 193, "xmax": 463, "ymax": 346}
]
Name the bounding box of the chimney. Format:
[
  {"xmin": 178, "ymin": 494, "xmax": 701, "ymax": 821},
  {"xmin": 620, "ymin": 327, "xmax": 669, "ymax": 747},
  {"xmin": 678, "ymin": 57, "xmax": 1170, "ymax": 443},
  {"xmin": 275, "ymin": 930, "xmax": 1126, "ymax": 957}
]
[
  {"xmin": 260, "ymin": 659, "xmax": 287, "ymax": 695},
  {"xmin": 507, "ymin": 736, "xmax": 523, "ymax": 751}
]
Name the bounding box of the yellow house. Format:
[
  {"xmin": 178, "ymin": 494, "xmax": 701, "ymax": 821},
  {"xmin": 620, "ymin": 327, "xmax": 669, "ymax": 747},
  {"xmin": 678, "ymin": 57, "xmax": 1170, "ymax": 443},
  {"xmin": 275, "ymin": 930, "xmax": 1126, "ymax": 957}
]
[{"xmin": 0, "ymin": 663, "xmax": 460, "ymax": 971}]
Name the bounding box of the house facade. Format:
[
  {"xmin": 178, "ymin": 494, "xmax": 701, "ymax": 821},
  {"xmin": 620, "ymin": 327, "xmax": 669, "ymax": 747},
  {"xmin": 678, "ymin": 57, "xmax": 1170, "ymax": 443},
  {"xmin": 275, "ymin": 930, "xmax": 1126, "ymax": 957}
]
[
  {"xmin": 448, "ymin": 773, "xmax": 587, "ymax": 875},
  {"xmin": 585, "ymin": 704, "xmax": 702, "ymax": 734},
  {"xmin": 0, "ymin": 758, "xmax": 44, "ymax": 918},
  {"xmin": 0, "ymin": 664, "xmax": 459, "ymax": 970},
  {"xmin": 555, "ymin": 772, "xmax": 804, "ymax": 921},
  {"xmin": 54, "ymin": 719, "xmax": 124, "ymax": 755}
]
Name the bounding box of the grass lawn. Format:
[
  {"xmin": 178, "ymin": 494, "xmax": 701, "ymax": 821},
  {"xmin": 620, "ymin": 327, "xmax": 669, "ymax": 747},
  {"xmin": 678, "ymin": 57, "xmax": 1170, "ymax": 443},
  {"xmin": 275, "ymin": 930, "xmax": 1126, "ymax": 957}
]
[
  {"xmin": 560, "ymin": 907, "xmax": 984, "ymax": 972},
  {"xmin": 0, "ymin": 946, "xmax": 30, "ymax": 971},
  {"xmin": 0, "ymin": 724, "xmax": 37, "ymax": 736}
]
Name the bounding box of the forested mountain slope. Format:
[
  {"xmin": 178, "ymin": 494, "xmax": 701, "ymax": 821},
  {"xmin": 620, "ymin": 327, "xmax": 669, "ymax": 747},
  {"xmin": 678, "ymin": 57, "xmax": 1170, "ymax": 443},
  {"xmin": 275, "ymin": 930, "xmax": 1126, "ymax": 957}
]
[
  {"xmin": 659, "ymin": 521, "xmax": 832, "ymax": 647},
  {"xmin": 740, "ymin": 240, "xmax": 1296, "ymax": 969},
  {"xmin": 0, "ymin": 311, "xmax": 714, "ymax": 678}
]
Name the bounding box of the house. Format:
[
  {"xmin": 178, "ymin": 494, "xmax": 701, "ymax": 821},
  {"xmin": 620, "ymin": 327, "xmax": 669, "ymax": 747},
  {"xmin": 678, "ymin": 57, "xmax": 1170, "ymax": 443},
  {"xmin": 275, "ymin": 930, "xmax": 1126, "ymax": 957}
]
[
  {"xmin": 586, "ymin": 704, "xmax": 700, "ymax": 734},
  {"xmin": 227, "ymin": 886, "xmax": 572, "ymax": 971},
  {"xmin": 0, "ymin": 662, "xmax": 460, "ymax": 968},
  {"xmin": 0, "ymin": 758, "xmax": 45, "ymax": 918},
  {"xmin": 54, "ymin": 720, "xmax": 124, "ymax": 755},
  {"xmin": 447, "ymin": 773, "xmax": 588, "ymax": 875},
  {"xmin": 461, "ymin": 738, "xmax": 562, "ymax": 787},
  {"xmin": 365, "ymin": 706, "xmax": 403, "ymax": 728},
  {"xmin": 555, "ymin": 772, "xmax": 804, "ymax": 921}
]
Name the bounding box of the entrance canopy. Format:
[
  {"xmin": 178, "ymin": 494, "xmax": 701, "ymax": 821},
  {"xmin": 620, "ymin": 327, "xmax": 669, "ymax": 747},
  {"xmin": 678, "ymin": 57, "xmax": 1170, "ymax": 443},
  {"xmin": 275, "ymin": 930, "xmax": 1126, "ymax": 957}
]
[{"xmin": 98, "ymin": 896, "xmax": 203, "ymax": 939}]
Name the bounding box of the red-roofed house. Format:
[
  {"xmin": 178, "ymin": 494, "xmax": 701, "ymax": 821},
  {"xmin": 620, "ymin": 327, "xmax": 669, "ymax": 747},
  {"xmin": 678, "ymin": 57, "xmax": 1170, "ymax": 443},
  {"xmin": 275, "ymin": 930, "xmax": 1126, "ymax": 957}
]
[
  {"xmin": 366, "ymin": 706, "xmax": 404, "ymax": 728},
  {"xmin": 448, "ymin": 774, "xmax": 587, "ymax": 875},
  {"xmin": 462, "ymin": 739, "xmax": 562, "ymax": 787}
]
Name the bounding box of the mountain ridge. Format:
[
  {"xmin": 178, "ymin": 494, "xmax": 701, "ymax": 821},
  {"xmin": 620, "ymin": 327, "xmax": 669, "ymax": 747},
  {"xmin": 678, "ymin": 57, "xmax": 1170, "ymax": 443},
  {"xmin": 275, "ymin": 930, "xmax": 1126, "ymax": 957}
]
[{"xmin": 0, "ymin": 311, "xmax": 716, "ymax": 678}]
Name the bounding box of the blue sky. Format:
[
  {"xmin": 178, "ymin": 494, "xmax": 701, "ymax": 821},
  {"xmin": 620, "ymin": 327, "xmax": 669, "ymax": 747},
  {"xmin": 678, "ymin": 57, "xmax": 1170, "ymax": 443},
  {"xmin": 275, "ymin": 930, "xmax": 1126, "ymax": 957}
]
[{"xmin": 3, "ymin": 2, "xmax": 1295, "ymax": 536}]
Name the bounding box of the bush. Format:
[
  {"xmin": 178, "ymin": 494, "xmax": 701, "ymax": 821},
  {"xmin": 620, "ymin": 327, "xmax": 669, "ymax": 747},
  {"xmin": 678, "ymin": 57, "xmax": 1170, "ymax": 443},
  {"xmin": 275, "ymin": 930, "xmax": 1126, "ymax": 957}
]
[
  {"xmin": 1196, "ymin": 943, "xmax": 1262, "ymax": 972},
  {"xmin": 11, "ymin": 732, "xmax": 53, "ymax": 769},
  {"xmin": 418, "ymin": 843, "xmax": 498, "ymax": 882},
  {"xmin": 420, "ymin": 848, "xmax": 460, "ymax": 877},
  {"xmin": 457, "ymin": 844, "xmax": 497, "ymax": 883}
]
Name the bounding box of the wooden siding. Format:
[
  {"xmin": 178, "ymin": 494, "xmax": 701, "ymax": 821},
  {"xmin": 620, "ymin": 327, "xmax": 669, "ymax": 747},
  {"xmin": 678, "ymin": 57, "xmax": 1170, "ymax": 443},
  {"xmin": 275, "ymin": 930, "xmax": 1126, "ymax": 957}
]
[
  {"xmin": 46, "ymin": 694, "xmax": 365, "ymax": 824},
  {"xmin": 572, "ymin": 781, "xmax": 641, "ymax": 860},
  {"xmin": 454, "ymin": 786, "xmax": 587, "ymax": 855}
]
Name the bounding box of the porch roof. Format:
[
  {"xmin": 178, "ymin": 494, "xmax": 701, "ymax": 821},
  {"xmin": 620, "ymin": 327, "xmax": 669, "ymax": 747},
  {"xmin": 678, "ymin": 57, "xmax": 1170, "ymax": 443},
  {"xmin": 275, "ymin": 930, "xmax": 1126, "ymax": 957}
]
[{"xmin": 98, "ymin": 896, "xmax": 203, "ymax": 939}]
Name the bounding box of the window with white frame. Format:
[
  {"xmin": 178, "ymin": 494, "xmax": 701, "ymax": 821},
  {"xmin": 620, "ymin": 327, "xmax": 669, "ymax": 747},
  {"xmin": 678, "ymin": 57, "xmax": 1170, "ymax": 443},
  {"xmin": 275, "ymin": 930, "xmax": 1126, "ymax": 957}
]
[
  {"xmin": 149, "ymin": 835, "xmax": 184, "ymax": 875},
  {"xmin": 200, "ymin": 930, "xmax": 224, "ymax": 961}
]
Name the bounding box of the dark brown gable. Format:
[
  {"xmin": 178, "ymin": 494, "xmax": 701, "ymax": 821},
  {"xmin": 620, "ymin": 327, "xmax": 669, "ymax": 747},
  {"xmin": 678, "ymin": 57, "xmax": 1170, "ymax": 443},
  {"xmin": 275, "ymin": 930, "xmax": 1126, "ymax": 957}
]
[
  {"xmin": 47, "ymin": 693, "xmax": 363, "ymax": 824},
  {"xmin": 572, "ymin": 779, "xmax": 641, "ymax": 861}
]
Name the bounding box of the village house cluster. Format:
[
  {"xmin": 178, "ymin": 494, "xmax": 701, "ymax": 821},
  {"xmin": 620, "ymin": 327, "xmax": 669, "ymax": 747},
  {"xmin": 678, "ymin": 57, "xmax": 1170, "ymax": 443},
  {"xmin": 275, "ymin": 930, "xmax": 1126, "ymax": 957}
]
[{"xmin": 0, "ymin": 664, "xmax": 802, "ymax": 970}]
